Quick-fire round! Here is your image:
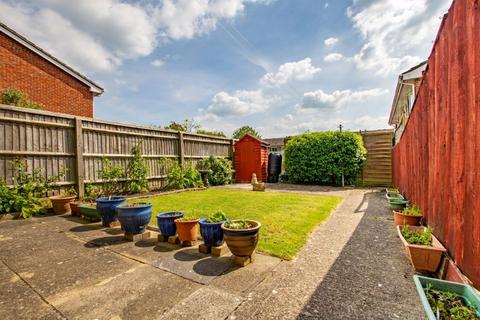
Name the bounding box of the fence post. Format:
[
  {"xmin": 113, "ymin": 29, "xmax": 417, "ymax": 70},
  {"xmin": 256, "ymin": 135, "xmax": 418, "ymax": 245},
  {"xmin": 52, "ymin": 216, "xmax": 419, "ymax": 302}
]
[
  {"xmin": 178, "ymin": 131, "xmax": 184, "ymax": 166},
  {"xmin": 74, "ymin": 118, "xmax": 85, "ymax": 198},
  {"xmin": 229, "ymin": 139, "xmax": 235, "ymax": 158}
]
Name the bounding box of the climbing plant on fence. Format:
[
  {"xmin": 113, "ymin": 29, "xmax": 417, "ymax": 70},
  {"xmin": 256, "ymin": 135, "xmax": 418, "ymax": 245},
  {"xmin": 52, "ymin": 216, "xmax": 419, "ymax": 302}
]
[{"xmin": 284, "ymin": 131, "xmax": 366, "ymax": 186}]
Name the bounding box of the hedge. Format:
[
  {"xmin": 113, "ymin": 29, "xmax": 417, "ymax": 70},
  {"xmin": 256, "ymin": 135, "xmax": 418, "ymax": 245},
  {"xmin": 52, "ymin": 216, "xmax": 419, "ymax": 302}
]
[{"xmin": 284, "ymin": 131, "xmax": 366, "ymax": 185}]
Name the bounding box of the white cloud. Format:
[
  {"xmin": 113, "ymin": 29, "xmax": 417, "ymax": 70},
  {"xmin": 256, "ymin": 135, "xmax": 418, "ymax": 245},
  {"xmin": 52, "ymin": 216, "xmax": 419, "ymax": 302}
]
[
  {"xmin": 347, "ymin": 0, "xmax": 451, "ymax": 75},
  {"xmin": 261, "ymin": 58, "xmax": 321, "ymax": 86},
  {"xmin": 300, "ymin": 88, "xmax": 388, "ymax": 109},
  {"xmin": 206, "ymin": 90, "xmax": 273, "ymax": 117},
  {"xmin": 0, "ymin": 0, "xmax": 271, "ymax": 74},
  {"xmin": 324, "ymin": 37, "xmax": 338, "ymax": 47},
  {"xmin": 151, "ymin": 59, "xmax": 165, "ymax": 67},
  {"xmin": 324, "ymin": 53, "xmax": 344, "ymax": 62}
]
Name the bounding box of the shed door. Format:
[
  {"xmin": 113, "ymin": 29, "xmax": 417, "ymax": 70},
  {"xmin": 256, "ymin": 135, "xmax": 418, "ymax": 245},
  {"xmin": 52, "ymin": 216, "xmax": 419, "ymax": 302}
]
[{"xmin": 237, "ymin": 141, "xmax": 257, "ymax": 182}]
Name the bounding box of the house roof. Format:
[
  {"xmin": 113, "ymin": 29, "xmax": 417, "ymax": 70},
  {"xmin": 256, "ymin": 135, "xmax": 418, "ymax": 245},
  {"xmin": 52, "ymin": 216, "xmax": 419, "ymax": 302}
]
[
  {"xmin": 388, "ymin": 61, "xmax": 427, "ymax": 125},
  {"xmin": 0, "ymin": 22, "xmax": 104, "ymax": 95},
  {"xmin": 264, "ymin": 137, "xmax": 285, "ymax": 147}
]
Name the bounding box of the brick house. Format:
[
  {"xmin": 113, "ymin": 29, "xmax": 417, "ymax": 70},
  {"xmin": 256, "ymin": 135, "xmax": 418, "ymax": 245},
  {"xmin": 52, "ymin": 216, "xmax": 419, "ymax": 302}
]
[{"xmin": 0, "ymin": 22, "xmax": 103, "ymax": 117}]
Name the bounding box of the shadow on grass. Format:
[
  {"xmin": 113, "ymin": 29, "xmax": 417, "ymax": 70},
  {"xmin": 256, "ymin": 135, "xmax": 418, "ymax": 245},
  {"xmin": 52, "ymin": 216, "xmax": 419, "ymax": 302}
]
[{"xmin": 296, "ymin": 191, "xmax": 421, "ymax": 320}]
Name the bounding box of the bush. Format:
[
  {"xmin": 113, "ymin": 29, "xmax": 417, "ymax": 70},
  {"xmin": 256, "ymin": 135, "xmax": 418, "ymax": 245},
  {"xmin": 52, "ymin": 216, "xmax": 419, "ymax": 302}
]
[
  {"xmin": 163, "ymin": 159, "xmax": 203, "ymax": 190},
  {"xmin": 0, "ymin": 159, "xmax": 61, "ymax": 218},
  {"xmin": 232, "ymin": 125, "xmax": 261, "ymax": 139},
  {"xmin": 284, "ymin": 131, "xmax": 366, "ymax": 186},
  {"xmin": 1, "ymin": 88, "xmax": 44, "ymax": 110},
  {"xmin": 127, "ymin": 143, "xmax": 149, "ymax": 194},
  {"xmin": 98, "ymin": 158, "xmax": 125, "ymax": 197},
  {"xmin": 196, "ymin": 156, "xmax": 233, "ymax": 185},
  {"xmin": 196, "ymin": 129, "xmax": 226, "ymax": 137}
]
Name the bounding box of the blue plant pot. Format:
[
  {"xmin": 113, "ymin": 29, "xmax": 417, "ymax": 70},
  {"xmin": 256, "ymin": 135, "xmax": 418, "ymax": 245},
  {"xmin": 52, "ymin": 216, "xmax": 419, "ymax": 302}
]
[
  {"xmin": 156, "ymin": 212, "xmax": 184, "ymax": 237},
  {"xmin": 96, "ymin": 196, "xmax": 126, "ymax": 226},
  {"xmin": 116, "ymin": 203, "xmax": 152, "ymax": 235},
  {"xmin": 199, "ymin": 218, "xmax": 225, "ymax": 247}
]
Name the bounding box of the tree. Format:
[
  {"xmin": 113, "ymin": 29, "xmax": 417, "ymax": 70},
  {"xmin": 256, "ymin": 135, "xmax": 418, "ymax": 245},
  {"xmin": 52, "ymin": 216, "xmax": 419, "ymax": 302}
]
[
  {"xmin": 232, "ymin": 126, "xmax": 261, "ymax": 139},
  {"xmin": 196, "ymin": 129, "xmax": 226, "ymax": 137},
  {"xmin": 164, "ymin": 119, "xmax": 200, "ymax": 132}
]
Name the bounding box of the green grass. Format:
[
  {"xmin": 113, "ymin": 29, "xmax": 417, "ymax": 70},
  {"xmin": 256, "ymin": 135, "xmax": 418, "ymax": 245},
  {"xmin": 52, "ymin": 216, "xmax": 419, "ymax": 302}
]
[{"xmin": 134, "ymin": 189, "xmax": 342, "ymax": 260}]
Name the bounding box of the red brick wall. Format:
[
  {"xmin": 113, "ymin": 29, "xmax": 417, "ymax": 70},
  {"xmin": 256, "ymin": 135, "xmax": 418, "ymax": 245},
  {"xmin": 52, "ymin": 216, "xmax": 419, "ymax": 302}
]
[{"xmin": 0, "ymin": 32, "xmax": 94, "ymax": 117}]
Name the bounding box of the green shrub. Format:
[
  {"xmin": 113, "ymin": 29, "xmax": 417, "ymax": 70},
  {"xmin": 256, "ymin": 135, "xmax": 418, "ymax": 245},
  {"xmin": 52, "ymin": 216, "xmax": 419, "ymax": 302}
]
[
  {"xmin": 284, "ymin": 131, "xmax": 366, "ymax": 185},
  {"xmin": 98, "ymin": 158, "xmax": 125, "ymax": 198},
  {"xmin": 196, "ymin": 129, "xmax": 226, "ymax": 137},
  {"xmin": 127, "ymin": 143, "xmax": 149, "ymax": 194},
  {"xmin": 0, "ymin": 159, "xmax": 61, "ymax": 218},
  {"xmin": 1, "ymin": 88, "xmax": 44, "ymax": 110},
  {"xmin": 163, "ymin": 159, "xmax": 203, "ymax": 190},
  {"xmin": 196, "ymin": 156, "xmax": 233, "ymax": 186}
]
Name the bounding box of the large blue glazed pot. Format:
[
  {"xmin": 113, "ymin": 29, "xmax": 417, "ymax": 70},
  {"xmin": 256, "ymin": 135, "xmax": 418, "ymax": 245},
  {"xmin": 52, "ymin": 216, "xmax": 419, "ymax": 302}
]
[
  {"xmin": 199, "ymin": 218, "xmax": 225, "ymax": 247},
  {"xmin": 96, "ymin": 197, "xmax": 126, "ymax": 226},
  {"xmin": 156, "ymin": 212, "xmax": 184, "ymax": 237},
  {"xmin": 116, "ymin": 203, "xmax": 152, "ymax": 235}
]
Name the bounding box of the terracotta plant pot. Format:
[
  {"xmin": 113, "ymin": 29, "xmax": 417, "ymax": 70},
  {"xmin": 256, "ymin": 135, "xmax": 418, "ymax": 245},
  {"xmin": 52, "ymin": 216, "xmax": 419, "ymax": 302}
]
[
  {"xmin": 175, "ymin": 219, "xmax": 200, "ymax": 243},
  {"xmin": 393, "ymin": 210, "xmax": 422, "ymax": 226},
  {"xmin": 70, "ymin": 202, "xmax": 81, "ymax": 216},
  {"xmin": 397, "ymin": 226, "xmax": 446, "ymax": 273},
  {"xmin": 50, "ymin": 195, "xmax": 76, "ymax": 215},
  {"xmin": 221, "ymin": 220, "xmax": 261, "ymax": 257}
]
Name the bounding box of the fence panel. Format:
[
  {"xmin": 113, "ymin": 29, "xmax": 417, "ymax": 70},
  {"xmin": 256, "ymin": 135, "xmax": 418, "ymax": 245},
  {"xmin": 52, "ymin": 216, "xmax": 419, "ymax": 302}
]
[
  {"xmin": 0, "ymin": 104, "xmax": 233, "ymax": 195},
  {"xmin": 359, "ymin": 129, "xmax": 393, "ymax": 187}
]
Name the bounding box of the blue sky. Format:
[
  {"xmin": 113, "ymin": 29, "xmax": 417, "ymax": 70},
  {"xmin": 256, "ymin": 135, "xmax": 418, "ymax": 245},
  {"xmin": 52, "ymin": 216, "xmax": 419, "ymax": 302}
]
[{"xmin": 0, "ymin": 0, "xmax": 452, "ymax": 137}]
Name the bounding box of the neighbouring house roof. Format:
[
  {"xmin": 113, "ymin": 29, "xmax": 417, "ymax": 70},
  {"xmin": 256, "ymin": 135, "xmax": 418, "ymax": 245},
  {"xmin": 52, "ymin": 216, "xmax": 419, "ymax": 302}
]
[
  {"xmin": 0, "ymin": 22, "xmax": 104, "ymax": 95},
  {"xmin": 264, "ymin": 137, "xmax": 285, "ymax": 147},
  {"xmin": 388, "ymin": 61, "xmax": 427, "ymax": 125}
]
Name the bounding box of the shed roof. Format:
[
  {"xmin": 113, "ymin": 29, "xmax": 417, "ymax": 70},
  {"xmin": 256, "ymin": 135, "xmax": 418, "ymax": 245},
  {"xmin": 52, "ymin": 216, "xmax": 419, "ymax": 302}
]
[
  {"xmin": 0, "ymin": 22, "xmax": 104, "ymax": 95},
  {"xmin": 235, "ymin": 134, "xmax": 270, "ymax": 147}
]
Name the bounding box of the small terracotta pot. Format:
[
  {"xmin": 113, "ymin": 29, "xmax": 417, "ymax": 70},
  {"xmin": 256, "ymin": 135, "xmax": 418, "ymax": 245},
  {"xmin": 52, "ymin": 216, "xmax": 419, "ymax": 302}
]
[
  {"xmin": 393, "ymin": 210, "xmax": 422, "ymax": 226},
  {"xmin": 221, "ymin": 220, "xmax": 261, "ymax": 257},
  {"xmin": 70, "ymin": 202, "xmax": 81, "ymax": 216},
  {"xmin": 175, "ymin": 219, "xmax": 200, "ymax": 242},
  {"xmin": 397, "ymin": 226, "xmax": 446, "ymax": 273},
  {"xmin": 50, "ymin": 195, "xmax": 76, "ymax": 215}
]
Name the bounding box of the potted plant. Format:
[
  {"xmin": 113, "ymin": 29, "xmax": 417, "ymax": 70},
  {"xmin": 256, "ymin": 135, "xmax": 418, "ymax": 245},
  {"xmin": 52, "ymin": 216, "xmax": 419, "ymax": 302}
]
[
  {"xmin": 199, "ymin": 211, "xmax": 227, "ymax": 247},
  {"xmin": 116, "ymin": 202, "xmax": 152, "ymax": 235},
  {"xmin": 79, "ymin": 202, "xmax": 101, "ymax": 222},
  {"xmin": 156, "ymin": 212, "xmax": 184, "ymax": 237},
  {"xmin": 397, "ymin": 225, "xmax": 446, "ymax": 273},
  {"xmin": 413, "ymin": 275, "xmax": 480, "ymax": 320},
  {"xmin": 49, "ymin": 187, "xmax": 77, "ymax": 215},
  {"xmin": 393, "ymin": 205, "xmax": 423, "ymax": 226},
  {"xmin": 175, "ymin": 217, "xmax": 200, "ymax": 244},
  {"xmin": 96, "ymin": 159, "xmax": 126, "ymax": 226},
  {"xmin": 221, "ymin": 219, "xmax": 261, "ymax": 258}
]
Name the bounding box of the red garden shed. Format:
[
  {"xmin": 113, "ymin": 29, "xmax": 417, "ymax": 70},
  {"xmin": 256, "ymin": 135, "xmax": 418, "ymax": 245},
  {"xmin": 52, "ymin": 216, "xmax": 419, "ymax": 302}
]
[{"xmin": 234, "ymin": 134, "xmax": 269, "ymax": 183}]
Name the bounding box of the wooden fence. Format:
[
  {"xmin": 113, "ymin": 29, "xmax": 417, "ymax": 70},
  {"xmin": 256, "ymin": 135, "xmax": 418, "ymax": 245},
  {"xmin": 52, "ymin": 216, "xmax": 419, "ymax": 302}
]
[
  {"xmin": 393, "ymin": 0, "xmax": 479, "ymax": 288},
  {"xmin": 0, "ymin": 104, "xmax": 233, "ymax": 197},
  {"xmin": 359, "ymin": 129, "xmax": 393, "ymax": 187}
]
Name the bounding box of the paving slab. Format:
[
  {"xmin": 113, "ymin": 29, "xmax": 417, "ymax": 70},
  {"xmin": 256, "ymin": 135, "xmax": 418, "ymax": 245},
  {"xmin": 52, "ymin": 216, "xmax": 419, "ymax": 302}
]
[
  {"xmin": 159, "ymin": 286, "xmax": 242, "ymax": 320},
  {"xmin": 0, "ymin": 261, "xmax": 63, "ymax": 320},
  {"xmin": 50, "ymin": 264, "xmax": 201, "ymax": 320},
  {"xmin": 151, "ymin": 246, "xmax": 234, "ymax": 284}
]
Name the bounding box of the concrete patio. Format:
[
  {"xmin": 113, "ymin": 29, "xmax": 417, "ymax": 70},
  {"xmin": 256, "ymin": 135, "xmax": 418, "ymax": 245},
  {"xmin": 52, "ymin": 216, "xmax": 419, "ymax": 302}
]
[{"xmin": 0, "ymin": 187, "xmax": 424, "ymax": 320}]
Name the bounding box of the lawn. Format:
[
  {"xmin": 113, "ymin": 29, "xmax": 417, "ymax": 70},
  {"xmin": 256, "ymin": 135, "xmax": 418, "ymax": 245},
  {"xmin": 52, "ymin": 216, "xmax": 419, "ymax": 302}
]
[{"xmin": 134, "ymin": 189, "xmax": 342, "ymax": 260}]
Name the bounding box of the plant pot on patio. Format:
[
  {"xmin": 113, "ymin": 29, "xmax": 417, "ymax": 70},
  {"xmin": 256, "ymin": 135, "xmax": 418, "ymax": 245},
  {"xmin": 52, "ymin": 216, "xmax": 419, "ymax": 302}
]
[
  {"xmin": 389, "ymin": 198, "xmax": 409, "ymax": 211},
  {"xmin": 175, "ymin": 218, "xmax": 200, "ymax": 244},
  {"xmin": 50, "ymin": 195, "xmax": 77, "ymax": 215},
  {"xmin": 221, "ymin": 220, "xmax": 261, "ymax": 258},
  {"xmin": 70, "ymin": 201, "xmax": 81, "ymax": 216},
  {"xmin": 413, "ymin": 275, "xmax": 480, "ymax": 320},
  {"xmin": 199, "ymin": 212, "xmax": 227, "ymax": 247},
  {"xmin": 385, "ymin": 192, "xmax": 404, "ymax": 201},
  {"xmin": 393, "ymin": 206, "xmax": 423, "ymax": 226},
  {"xmin": 397, "ymin": 226, "xmax": 446, "ymax": 273},
  {"xmin": 96, "ymin": 196, "xmax": 126, "ymax": 227},
  {"xmin": 156, "ymin": 212, "xmax": 184, "ymax": 237},
  {"xmin": 116, "ymin": 203, "xmax": 152, "ymax": 235},
  {"xmin": 79, "ymin": 204, "xmax": 101, "ymax": 222}
]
